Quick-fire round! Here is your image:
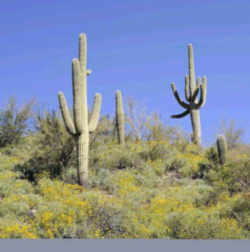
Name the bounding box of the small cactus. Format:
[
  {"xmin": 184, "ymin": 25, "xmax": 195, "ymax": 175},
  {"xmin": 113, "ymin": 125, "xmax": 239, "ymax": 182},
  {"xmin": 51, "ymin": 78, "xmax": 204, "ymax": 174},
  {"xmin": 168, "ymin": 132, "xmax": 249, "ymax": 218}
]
[
  {"xmin": 216, "ymin": 135, "xmax": 227, "ymax": 165},
  {"xmin": 115, "ymin": 90, "xmax": 125, "ymax": 145},
  {"xmin": 58, "ymin": 33, "xmax": 102, "ymax": 187},
  {"xmin": 170, "ymin": 44, "xmax": 207, "ymax": 146}
]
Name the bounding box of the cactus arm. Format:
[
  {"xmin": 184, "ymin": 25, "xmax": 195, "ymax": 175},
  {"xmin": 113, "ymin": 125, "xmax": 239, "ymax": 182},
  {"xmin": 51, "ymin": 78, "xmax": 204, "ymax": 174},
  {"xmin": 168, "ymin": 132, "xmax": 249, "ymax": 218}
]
[
  {"xmin": 58, "ymin": 33, "xmax": 97, "ymax": 188},
  {"xmin": 58, "ymin": 92, "xmax": 76, "ymax": 135},
  {"xmin": 79, "ymin": 33, "xmax": 92, "ymax": 76},
  {"xmin": 171, "ymin": 83, "xmax": 190, "ymax": 109},
  {"xmin": 191, "ymin": 85, "xmax": 201, "ymax": 103},
  {"xmin": 89, "ymin": 93, "xmax": 102, "ymax": 132},
  {"xmin": 171, "ymin": 109, "xmax": 190, "ymax": 119},
  {"xmin": 184, "ymin": 75, "xmax": 190, "ymax": 102},
  {"xmin": 190, "ymin": 76, "xmax": 201, "ymax": 102},
  {"xmin": 170, "ymin": 44, "xmax": 205, "ymax": 146},
  {"xmin": 195, "ymin": 76, "xmax": 207, "ymax": 109},
  {"xmin": 196, "ymin": 76, "xmax": 201, "ymax": 87},
  {"xmin": 72, "ymin": 59, "xmax": 84, "ymax": 133}
]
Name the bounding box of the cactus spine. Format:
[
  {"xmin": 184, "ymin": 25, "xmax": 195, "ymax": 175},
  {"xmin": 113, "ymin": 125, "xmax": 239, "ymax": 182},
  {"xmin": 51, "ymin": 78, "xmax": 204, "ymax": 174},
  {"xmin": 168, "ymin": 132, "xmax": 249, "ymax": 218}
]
[
  {"xmin": 170, "ymin": 44, "xmax": 207, "ymax": 146},
  {"xmin": 115, "ymin": 90, "xmax": 125, "ymax": 145},
  {"xmin": 216, "ymin": 135, "xmax": 227, "ymax": 165},
  {"xmin": 58, "ymin": 33, "xmax": 102, "ymax": 187}
]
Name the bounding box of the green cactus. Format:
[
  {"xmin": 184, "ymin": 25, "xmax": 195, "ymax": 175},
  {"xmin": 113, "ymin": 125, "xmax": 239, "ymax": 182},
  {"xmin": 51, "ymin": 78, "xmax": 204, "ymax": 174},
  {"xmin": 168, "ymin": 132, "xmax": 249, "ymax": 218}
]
[
  {"xmin": 170, "ymin": 44, "xmax": 207, "ymax": 146},
  {"xmin": 216, "ymin": 135, "xmax": 227, "ymax": 165},
  {"xmin": 115, "ymin": 90, "xmax": 125, "ymax": 145},
  {"xmin": 58, "ymin": 33, "xmax": 102, "ymax": 187}
]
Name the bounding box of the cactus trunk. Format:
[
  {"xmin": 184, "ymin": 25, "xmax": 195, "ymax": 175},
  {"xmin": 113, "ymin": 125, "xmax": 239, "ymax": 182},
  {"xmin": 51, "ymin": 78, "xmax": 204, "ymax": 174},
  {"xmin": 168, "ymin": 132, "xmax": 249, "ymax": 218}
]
[
  {"xmin": 58, "ymin": 33, "xmax": 102, "ymax": 187},
  {"xmin": 190, "ymin": 109, "xmax": 201, "ymax": 145},
  {"xmin": 115, "ymin": 90, "xmax": 125, "ymax": 145},
  {"xmin": 170, "ymin": 44, "xmax": 207, "ymax": 146},
  {"xmin": 217, "ymin": 135, "xmax": 227, "ymax": 165},
  {"xmin": 76, "ymin": 133, "xmax": 89, "ymax": 187}
]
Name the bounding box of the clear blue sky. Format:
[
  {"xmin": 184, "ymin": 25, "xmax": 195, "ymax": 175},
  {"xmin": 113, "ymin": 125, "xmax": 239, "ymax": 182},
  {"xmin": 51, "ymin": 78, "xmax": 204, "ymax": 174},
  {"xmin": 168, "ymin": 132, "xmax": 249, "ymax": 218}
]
[{"xmin": 0, "ymin": 0, "xmax": 249, "ymax": 146}]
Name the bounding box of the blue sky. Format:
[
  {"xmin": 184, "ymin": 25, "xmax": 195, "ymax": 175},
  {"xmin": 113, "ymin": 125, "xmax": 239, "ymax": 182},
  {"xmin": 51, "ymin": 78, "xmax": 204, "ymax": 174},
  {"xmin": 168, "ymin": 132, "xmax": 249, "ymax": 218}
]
[{"xmin": 0, "ymin": 0, "xmax": 249, "ymax": 146}]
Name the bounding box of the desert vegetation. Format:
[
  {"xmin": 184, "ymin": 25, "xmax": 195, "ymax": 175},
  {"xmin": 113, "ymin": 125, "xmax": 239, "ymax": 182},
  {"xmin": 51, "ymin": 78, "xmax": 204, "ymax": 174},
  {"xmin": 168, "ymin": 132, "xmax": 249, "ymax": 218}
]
[{"xmin": 0, "ymin": 34, "xmax": 249, "ymax": 239}]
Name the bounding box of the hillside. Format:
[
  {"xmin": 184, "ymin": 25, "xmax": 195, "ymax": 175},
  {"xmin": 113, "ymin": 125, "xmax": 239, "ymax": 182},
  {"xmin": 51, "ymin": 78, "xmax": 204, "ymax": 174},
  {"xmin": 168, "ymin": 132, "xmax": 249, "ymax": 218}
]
[{"xmin": 0, "ymin": 105, "xmax": 249, "ymax": 239}]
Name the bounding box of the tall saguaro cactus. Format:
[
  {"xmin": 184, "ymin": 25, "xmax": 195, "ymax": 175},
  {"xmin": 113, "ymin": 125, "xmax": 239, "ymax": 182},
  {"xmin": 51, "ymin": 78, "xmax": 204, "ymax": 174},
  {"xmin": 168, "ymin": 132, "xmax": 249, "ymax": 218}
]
[
  {"xmin": 216, "ymin": 135, "xmax": 227, "ymax": 165},
  {"xmin": 58, "ymin": 33, "xmax": 102, "ymax": 187},
  {"xmin": 170, "ymin": 44, "xmax": 207, "ymax": 146},
  {"xmin": 115, "ymin": 90, "xmax": 125, "ymax": 145}
]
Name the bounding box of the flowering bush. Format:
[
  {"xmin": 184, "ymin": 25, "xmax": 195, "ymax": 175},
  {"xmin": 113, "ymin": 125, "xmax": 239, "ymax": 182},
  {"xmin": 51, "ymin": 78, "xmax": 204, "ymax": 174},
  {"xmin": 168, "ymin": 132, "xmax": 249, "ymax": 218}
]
[{"xmin": 0, "ymin": 137, "xmax": 249, "ymax": 239}]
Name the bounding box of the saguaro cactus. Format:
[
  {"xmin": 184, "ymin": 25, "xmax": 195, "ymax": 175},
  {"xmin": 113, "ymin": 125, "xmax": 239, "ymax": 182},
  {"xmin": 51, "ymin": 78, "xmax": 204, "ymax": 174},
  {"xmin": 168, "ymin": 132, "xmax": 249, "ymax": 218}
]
[
  {"xmin": 170, "ymin": 44, "xmax": 207, "ymax": 146},
  {"xmin": 58, "ymin": 33, "xmax": 102, "ymax": 187},
  {"xmin": 216, "ymin": 135, "xmax": 227, "ymax": 165},
  {"xmin": 115, "ymin": 90, "xmax": 125, "ymax": 145}
]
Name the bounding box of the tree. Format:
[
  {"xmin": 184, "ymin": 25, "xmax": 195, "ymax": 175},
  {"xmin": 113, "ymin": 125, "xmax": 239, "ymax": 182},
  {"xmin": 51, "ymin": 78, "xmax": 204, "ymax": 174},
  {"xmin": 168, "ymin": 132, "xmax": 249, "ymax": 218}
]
[
  {"xmin": 219, "ymin": 120, "xmax": 244, "ymax": 150},
  {"xmin": 0, "ymin": 97, "xmax": 35, "ymax": 148}
]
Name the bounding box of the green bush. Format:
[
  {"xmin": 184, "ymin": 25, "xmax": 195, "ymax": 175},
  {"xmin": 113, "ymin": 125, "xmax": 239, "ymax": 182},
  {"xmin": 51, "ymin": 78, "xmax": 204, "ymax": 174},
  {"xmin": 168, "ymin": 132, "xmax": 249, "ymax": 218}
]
[
  {"xmin": 15, "ymin": 110, "xmax": 75, "ymax": 182},
  {"xmin": 0, "ymin": 97, "xmax": 34, "ymax": 148}
]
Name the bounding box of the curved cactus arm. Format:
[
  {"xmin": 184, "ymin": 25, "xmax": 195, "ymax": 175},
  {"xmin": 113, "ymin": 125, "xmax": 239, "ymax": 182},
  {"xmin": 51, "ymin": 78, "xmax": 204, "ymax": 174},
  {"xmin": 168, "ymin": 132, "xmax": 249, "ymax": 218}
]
[
  {"xmin": 89, "ymin": 93, "xmax": 102, "ymax": 132},
  {"xmin": 171, "ymin": 83, "xmax": 190, "ymax": 109},
  {"xmin": 191, "ymin": 84, "xmax": 201, "ymax": 102},
  {"xmin": 194, "ymin": 76, "xmax": 207, "ymax": 109},
  {"xmin": 171, "ymin": 109, "xmax": 190, "ymax": 119},
  {"xmin": 58, "ymin": 92, "xmax": 76, "ymax": 135},
  {"xmin": 184, "ymin": 75, "xmax": 190, "ymax": 102}
]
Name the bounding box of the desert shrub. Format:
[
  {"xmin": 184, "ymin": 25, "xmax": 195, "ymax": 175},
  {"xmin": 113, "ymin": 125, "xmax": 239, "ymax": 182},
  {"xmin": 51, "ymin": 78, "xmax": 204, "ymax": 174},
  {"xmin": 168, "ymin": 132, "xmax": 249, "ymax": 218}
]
[
  {"xmin": 219, "ymin": 120, "xmax": 244, "ymax": 150},
  {"xmin": 165, "ymin": 209, "xmax": 246, "ymax": 239},
  {"xmin": 0, "ymin": 171, "xmax": 33, "ymax": 198},
  {"xmin": 0, "ymin": 135, "xmax": 38, "ymax": 164},
  {"xmin": 143, "ymin": 184, "xmax": 247, "ymax": 239},
  {"xmin": 89, "ymin": 114, "xmax": 115, "ymax": 149},
  {"xmin": 85, "ymin": 195, "xmax": 126, "ymax": 238},
  {"xmin": 15, "ymin": 110, "xmax": 75, "ymax": 182},
  {"xmin": 139, "ymin": 141, "xmax": 170, "ymax": 161},
  {"xmin": 144, "ymin": 112, "xmax": 182, "ymax": 144},
  {"xmin": 110, "ymin": 170, "xmax": 140, "ymax": 198},
  {"xmin": 165, "ymin": 155, "xmax": 187, "ymax": 173},
  {"xmin": 205, "ymin": 146, "xmax": 219, "ymax": 164},
  {"xmin": 204, "ymin": 192, "xmax": 250, "ymax": 238},
  {"xmin": 0, "ymin": 216, "xmax": 37, "ymax": 239},
  {"xmin": 15, "ymin": 157, "xmax": 53, "ymax": 183},
  {"xmin": 163, "ymin": 148, "xmax": 205, "ymax": 179},
  {"xmin": 35, "ymin": 110, "xmax": 75, "ymax": 170},
  {"xmin": 0, "ymin": 199, "xmax": 30, "ymax": 218},
  {"xmin": 31, "ymin": 178, "xmax": 90, "ymax": 238},
  {"xmin": 0, "ymin": 103, "xmax": 249, "ymax": 239},
  {"xmin": 205, "ymin": 159, "xmax": 250, "ymax": 194},
  {"xmin": 0, "ymin": 97, "xmax": 34, "ymax": 148},
  {"xmin": 165, "ymin": 179, "xmax": 216, "ymax": 207},
  {"xmin": 0, "ymin": 155, "xmax": 19, "ymax": 172},
  {"xmin": 90, "ymin": 143, "xmax": 145, "ymax": 172},
  {"xmin": 125, "ymin": 98, "xmax": 188, "ymax": 145},
  {"xmin": 88, "ymin": 168, "xmax": 113, "ymax": 191}
]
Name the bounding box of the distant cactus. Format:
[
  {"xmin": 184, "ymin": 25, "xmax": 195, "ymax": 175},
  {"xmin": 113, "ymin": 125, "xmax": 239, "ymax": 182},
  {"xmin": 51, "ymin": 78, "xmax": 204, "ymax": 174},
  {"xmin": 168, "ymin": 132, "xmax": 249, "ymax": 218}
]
[
  {"xmin": 58, "ymin": 33, "xmax": 102, "ymax": 187},
  {"xmin": 170, "ymin": 44, "xmax": 207, "ymax": 146},
  {"xmin": 216, "ymin": 135, "xmax": 227, "ymax": 165},
  {"xmin": 115, "ymin": 90, "xmax": 125, "ymax": 145}
]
